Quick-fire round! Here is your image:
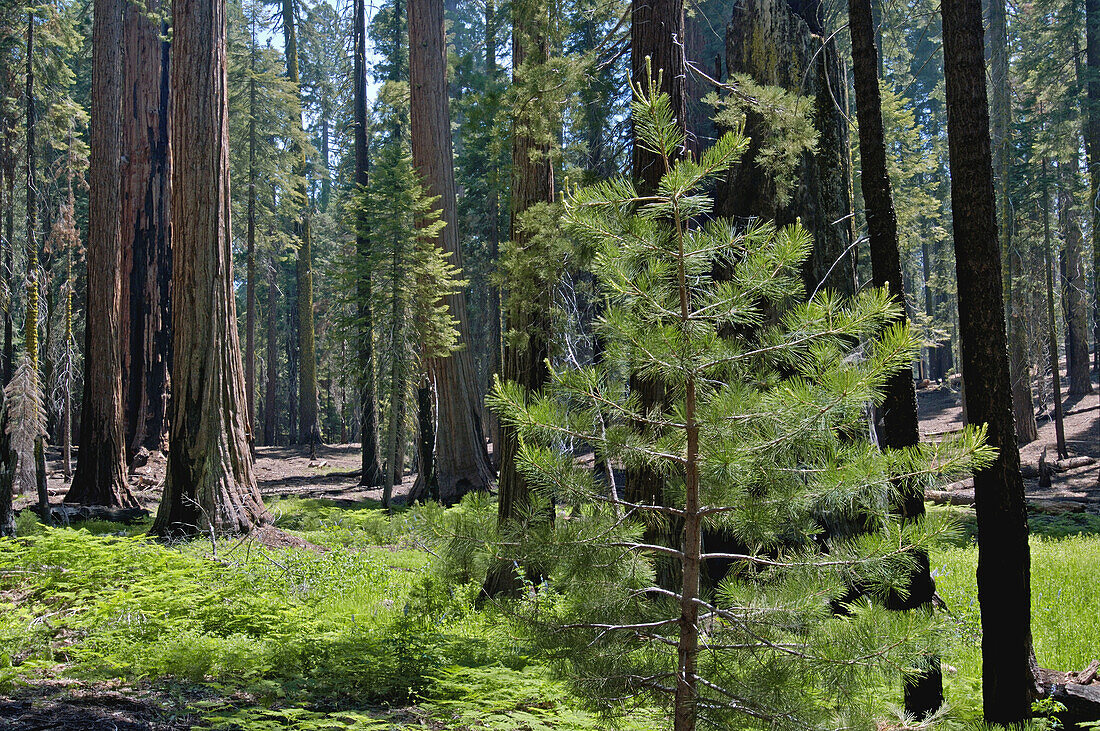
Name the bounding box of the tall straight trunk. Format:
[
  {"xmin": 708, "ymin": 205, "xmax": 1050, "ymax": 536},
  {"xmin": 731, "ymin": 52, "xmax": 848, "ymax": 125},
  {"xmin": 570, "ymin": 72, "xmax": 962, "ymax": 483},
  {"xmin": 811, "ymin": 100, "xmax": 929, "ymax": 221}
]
[
  {"xmin": 153, "ymin": 0, "xmax": 269, "ymax": 536},
  {"xmin": 263, "ymin": 256, "xmax": 279, "ymax": 445},
  {"xmin": 1087, "ymin": 0, "xmax": 1100, "ymax": 375},
  {"xmin": 120, "ymin": 0, "xmax": 172, "ymax": 458},
  {"xmin": 497, "ymin": 0, "xmax": 554, "ymax": 524},
  {"xmin": 990, "ymin": 0, "xmax": 1039, "ymax": 439},
  {"xmin": 408, "ymin": 0, "xmax": 493, "ymax": 502},
  {"xmin": 24, "ymin": 12, "xmax": 37, "ymax": 372},
  {"xmin": 281, "ymin": 0, "xmax": 320, "ymax": 449},
  {"xmin": 1043, "ymin": 162, "xmax": 1069, "ymax": 459},
  {"xmin": 850, "ymin": 0, "xmax": 942, "ymax": 715},
  {"xmin": 1060, "ymin": 165, "xmax": 1093, "ymax": 395},
  {"xmin": 244, "ymin": 14, "xmax": 257, "ymax": 439},
  {"xmin": 486, "ymin": 0, "xmax": 502, "ymax": 470},
  {"xmin": 2, "ymin": 126, "xmax": 11, "ymax": 385},
  {"xmin": 625, "ymin": 0, "xmax": 684, "ymax": 556},
  {"xmin": 940, "ymin": 0, "xmax": 1039, "ymax": 720},
  {"xmin": 67, "ymin": 0, "xmax": 137, "ymax": 509},
  {"xmin": 354, "ymin": 0, "xmax": 383, "ymax": 486}
]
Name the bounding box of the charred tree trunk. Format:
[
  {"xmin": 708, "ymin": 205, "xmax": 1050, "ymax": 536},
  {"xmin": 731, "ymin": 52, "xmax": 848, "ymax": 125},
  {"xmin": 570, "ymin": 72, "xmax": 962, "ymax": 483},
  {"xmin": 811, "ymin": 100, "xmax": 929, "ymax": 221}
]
[
  {"xmin": 723, "ymin": 0, "xmax": 856, "ymax": 296},
  {"xmin": 850, "ymin": 0, "xmax": 942, "ymax": 714},
  {"xmin": 354, "ymin": 0, "xmax": 383, "ymax": 487},
  {"xmin": 940, "ymin": 0, "xmax": 1040, "ymax": 720},
  {"xmin": 408, "ymin": 0, "xmax": 493, "ymax": 502},
  {"xmin": 1087, "ymin": 0, "xmax": 1100, "ymax": 376},
  {"xmin": 152, "ymin": 0, "xmax": 269, "ymax": 536},
  {"xmin": 120, "ymin": 0, "xmax": 172, "ymax": 459},
  {"xmin": 67, "ymin": 0, "xmax": 137, "ymax": 509},
  {"xmin": 1060, "ymin": 166, "xmax": 1093, "ymax": 395}
]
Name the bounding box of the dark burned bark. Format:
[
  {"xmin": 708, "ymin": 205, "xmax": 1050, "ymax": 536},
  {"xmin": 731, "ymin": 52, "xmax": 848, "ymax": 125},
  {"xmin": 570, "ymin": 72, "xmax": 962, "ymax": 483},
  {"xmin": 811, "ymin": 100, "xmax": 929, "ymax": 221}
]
[
  {"xmin": 1042, "ymin": 165, "xmax": 1068, "ymax": 460},
  {"xmin": 153, "ymin": 0, "xmax": 269, "ymax": 536},
  {"xmin": 354, "ymin": 0, "xmax": 383, "ymax": 487},
  {"xmin": 67, "ymin": 0, "xmax": 137, "ymax": 509},
  {"xmin": 408, "ymin": 0, "xmax": 494, "ymax": 502},
  {"xmin": 624, "ymin": 0, "xmax": 684, "ymax": 587},
  {"xmin": 1059, "ymin": 167, "xmax": 1092, "ymax": 396},
  {"xmin": 940, "ymin": 0, "xmax": 1040, "ymax": 720},
  {"xmin": 849, "ymin": 0, "xmax": 941, "ymax": 715},
  {"xmin": 120, "ymin": 0, "xmax": 172, "ymax": 459},
  {"xmin": 722, "ymin": 0, "xmax": 856, "ymax": 296},
  {"xmin": 1087, "ymin": 0, "xmax": 1100, "ymax": 376}
]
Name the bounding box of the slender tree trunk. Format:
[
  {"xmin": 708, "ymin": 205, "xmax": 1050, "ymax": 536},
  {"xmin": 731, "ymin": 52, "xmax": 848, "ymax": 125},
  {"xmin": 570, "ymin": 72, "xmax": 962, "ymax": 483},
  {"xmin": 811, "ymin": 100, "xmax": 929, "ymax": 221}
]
[
  {"xmin": 1043, "ymin": 162, "xmax": 1069, "ymax": 460},
  {"xmin": 850, "ymin": 0, "xmax": 942, "ymax": 714},
  {"xmin": 486, "ymin": 0, "xmax": 502, "ymax": 470},
  {"xmin": 152, "ymin": 0, "xmax": 269, "ymax": 536},
  {"xmin": 263, "ymin": 256, "xmax": 279, "ymax": 445},
  {"xmin": 354, "ymin": 0, "xmax": 383, "ymax": 486},
  {"xmin": 408, "ymin": 0, "xmax": 493, "ymax": 502},
  {"xmin": 1086, "ymin": 0, "xmax": 1100, "ymax": 375},
  {"xmin": 1060, "ymin": 166, "xmax": 1093, "ymax": 395},
  {"xmin": 281, "ymin": 0, "xmax": 320, "ymax": 450},
  {"xmin": 120, "ymin": 0, "xmax": 172, "ymax": 459},
  {"xmin": 2, "ymin": 118, "xmax": 11, "ymax": 385},
  {"xmin": 940, "ymin": 0, "xmax": 1040, "ymax": 720},
  {"xmin": 67, "ymin": 0, "xmax": 136, "ymax": 509},
  {"xmin": 245, "ymin": 22, "xmax": 257, "ymax": 441},
  {"xmin": 990, "ymin": 0, "xmax": 1039, "ymax": 439}
]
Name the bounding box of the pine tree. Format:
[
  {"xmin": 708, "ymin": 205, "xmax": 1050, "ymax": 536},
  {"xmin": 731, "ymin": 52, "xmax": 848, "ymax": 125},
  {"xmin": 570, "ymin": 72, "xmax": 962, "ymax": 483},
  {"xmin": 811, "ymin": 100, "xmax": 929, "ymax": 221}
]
[{"xmin": 443, "ymin": 84, "xmax": 991, "ymax": 731}]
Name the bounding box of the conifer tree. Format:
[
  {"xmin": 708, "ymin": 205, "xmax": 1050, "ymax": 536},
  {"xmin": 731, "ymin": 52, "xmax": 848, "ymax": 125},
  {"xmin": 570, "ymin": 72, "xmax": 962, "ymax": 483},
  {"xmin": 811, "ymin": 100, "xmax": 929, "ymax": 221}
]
[
  {"xmin": 67, "ymin": 0, "xmax": 137, "ymax": 510},
  {"xmin": 154, "ymin": 0, "xmax": 269, "ymax": 536},
  {"xmin": 446, "ymin": 84, "xmax": 991, "ymax": 731},
  {"xmin": 940, "ymin": 0, "xmax": 1041, "ymax": 717}
]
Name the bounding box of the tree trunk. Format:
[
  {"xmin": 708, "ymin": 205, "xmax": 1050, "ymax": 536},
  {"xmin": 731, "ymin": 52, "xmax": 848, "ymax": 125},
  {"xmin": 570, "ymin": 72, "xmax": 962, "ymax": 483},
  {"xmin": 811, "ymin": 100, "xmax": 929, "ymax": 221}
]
[
  {"xmin": 940, "ymin": 0, "xmax": 1040, "ymax": 720},
  {"xmin": 355, "ymin": 0, "xmax": 383, "ymax": 487},
  {"xmin": 1043, "ymin": 162, "xmax": 1068, "ymax": 460},
  {"xmin": 723, "ymin": 0, "xmax": 856, "ymax": 296},
  {"xmin": 989, "ymin": 0, "xmax": 1039, "ymax": 440},
  {"xmin": 263, "ymin": 255, "xmax": 279, "ymax": 445},
  {"xmin": 849, "ymin": 0, "xmax": 943, "ymax": 716},
  {"xmin": 120, "ymin": 0, "xmax": 172, "ymax": 459},
  {"xmin": 1060, "ymin": 168, "xmax": 1093, "ymax": 395},
  {"xmin": 152, "ymin": 0, "xmax": 269, "ymax": 536},
  {"xmin": 0, "ymin": 104, "xmax": 10, "ymax": 385},
  {"xmin": 486, "ymin": 0, "xmax": 502, "ymax": 470},
  {"xmin": 408, "ymin": 0, "xmax": 493, "ymax": 502},
  {"xmin": 281, "ymin": 0, "xmax": 320, "ymax": 450},
  {"xmin": 497, "ymin": 0, "xmax": 554, "ymax": 524},
  {"xmin": 245, "ymin": 27, "xmax": 257, "ymax": 442},
  {"xmin": 1087, "ymin": 0, "xmax": 1100, "ymax": 376},
  {"xmin": 67, "ymin": 0, "xmax": 137, "ymax": 509}
]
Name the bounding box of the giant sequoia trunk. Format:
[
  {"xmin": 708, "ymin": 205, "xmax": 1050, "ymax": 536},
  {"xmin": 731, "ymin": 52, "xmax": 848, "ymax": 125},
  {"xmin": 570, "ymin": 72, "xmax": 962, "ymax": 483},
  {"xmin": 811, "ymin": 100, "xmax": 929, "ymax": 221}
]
[
  {"xmin": 408, "ymin": 0, "xmax": 494, "ymax": 502},
  {"xmin": 496, "ymin": 0, "xmax": 554, "ymax": 525},
  {"xmin": 120, "ymin": 0, "xmax": 172, "ymax": 459},
  {"xmin": 67, "ymin": 0, "xmax": 137, "ymax": 509},
  {"xmin": 281, "ymin": 0, "xmax": 320, "ymax": 449},
  {"xmin": 722, "ymin": 0, "xmax": 856, "ymax": 296},
  {"xmin": 354, "ymin": 0, "xmax": 383, "ymax": 487},
  {"xmin": 849, "ymin": 0, "xmax": 941, "ymax": 715},
  {"xmin": 940, "ymin": 0, "xmax": 1040, "ymax": 721},
  {"xmin": 153, "ymin": 0, "xmax": 269, "ymax": 536}
]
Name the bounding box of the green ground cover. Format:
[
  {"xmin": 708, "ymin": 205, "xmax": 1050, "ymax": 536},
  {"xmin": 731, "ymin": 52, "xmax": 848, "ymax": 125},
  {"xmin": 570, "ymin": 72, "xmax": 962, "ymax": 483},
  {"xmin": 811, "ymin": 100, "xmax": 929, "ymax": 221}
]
[{"xmin": 0, "ymin": 499, "xmax": 1096, "ymax": 729}]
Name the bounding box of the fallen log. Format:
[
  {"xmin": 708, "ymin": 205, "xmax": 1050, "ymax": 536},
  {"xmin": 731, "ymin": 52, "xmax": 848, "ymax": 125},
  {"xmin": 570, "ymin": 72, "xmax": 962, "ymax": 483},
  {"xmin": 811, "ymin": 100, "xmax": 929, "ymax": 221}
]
[
  {"xmin": 925, "ymin": 489, "xmax": 975, "ymax": 506},
  {"xmin": 17, "ymin": 504, "xmax": 152, "ymax": 525}
]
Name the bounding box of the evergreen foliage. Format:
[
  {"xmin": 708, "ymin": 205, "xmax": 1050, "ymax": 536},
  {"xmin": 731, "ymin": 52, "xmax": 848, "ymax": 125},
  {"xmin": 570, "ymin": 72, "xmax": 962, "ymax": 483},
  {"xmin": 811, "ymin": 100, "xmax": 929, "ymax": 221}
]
[{"xmin": 433, "ymin": 83, "xmax": 995, "ymax": 729}]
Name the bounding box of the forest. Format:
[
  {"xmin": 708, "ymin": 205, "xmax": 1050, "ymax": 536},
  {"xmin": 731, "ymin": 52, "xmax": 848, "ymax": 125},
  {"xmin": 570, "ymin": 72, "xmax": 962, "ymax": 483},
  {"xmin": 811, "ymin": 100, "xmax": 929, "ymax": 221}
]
[{"xmin": 0, "ymin": 0, "xmax": 1098, "ymax": 726}]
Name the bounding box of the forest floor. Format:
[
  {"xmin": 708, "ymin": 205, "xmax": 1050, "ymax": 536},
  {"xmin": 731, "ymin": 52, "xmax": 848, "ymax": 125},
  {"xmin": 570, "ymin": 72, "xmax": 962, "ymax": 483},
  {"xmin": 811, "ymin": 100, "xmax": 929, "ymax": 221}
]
[{"xmin": 3, "ymin": 377, "xmax": 1099, "ymax": 731}]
